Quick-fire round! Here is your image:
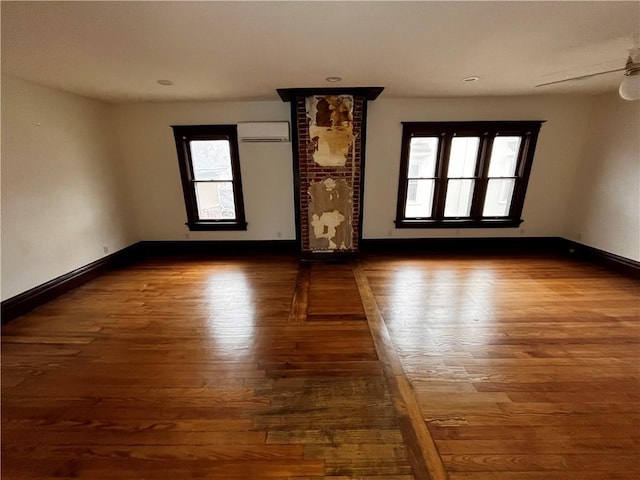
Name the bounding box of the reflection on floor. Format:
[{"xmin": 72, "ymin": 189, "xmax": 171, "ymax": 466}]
[{"xmin": 2, "ymin": 253, "xmax": 639, "ymax": 479}]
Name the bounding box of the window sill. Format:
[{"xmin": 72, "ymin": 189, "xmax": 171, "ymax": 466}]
[
  {"xmin": 186, "ymin": 221, "xmax": 248, "ymax": 231},
  {"xmin": 394, "ymin": 218, "xmax": 523, "ymax": 229}
]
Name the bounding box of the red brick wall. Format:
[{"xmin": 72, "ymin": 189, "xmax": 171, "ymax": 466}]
[{"xmin": 295, "ymin": 96, "xmax": 364, "ymax": 253}]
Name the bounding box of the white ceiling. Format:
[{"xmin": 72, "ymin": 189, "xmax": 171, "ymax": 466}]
[{"xmin": 2, "ymin": 1, "xmax": 639, "ymax": 104}]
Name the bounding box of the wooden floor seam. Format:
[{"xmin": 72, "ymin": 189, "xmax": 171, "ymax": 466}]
[
  {"xmin": 353, "ymin": 261, "xmax": 449, "ymax": 480},
  {"xmin": 288, "ymin": 262, "xmax": 310, "ymax": 323}
]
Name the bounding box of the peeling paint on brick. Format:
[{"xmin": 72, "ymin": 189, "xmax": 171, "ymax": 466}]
[
  {"xmin": 308, "ymin": 178, "xmax": 353, "ymax": 251},
  {"xmin": 307, "ymin": 95, "xmax": 354, "ymax": 167},
  {"xmin": 293, "ymin": 94, "xmax": 365, "ymax": 254}
]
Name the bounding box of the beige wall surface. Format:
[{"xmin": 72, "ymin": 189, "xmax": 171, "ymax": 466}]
[
  {"xmin": 566, "ymin": 92, "xmax": 640, "ymax": 261},
  {"xmin": 113, "ymin": 94, "xmax": 598, "ymax": 243},
  {"xmin": 112, "ymin": 101, "xmax": 296, "ymax": 241},
  {"xmin": 1, "ymin": 75, "xmax": 137, "ymax": 300}
]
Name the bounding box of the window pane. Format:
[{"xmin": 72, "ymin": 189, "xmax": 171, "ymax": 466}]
[
  {"xmin": 444, "ymin": 179, "xmax": 474, "ymax": 217},
  {"xmin": 190, "ymin": 140, "xmax": 233, "ymax": 180},
  {"xmin": 405, "ymin": 179, "xmax": 434, "ymax": 218},
  {"xmin": 483, "ymin": 179, "xmax": 515, "ymax": 217},
  {"xmin": 195, "ymin": 182, "xmax": 236, "ymax": 220},
  {"xmin": 408, "ymin": 137, "xmax": 438, "ymax": 178},
  {"xmin": 487, "ymin": 136, "xmax": 521, "ymax": 177},
  {"xmin": 448, "ymin": 137, "xmax": 479, "ymax": 178}
]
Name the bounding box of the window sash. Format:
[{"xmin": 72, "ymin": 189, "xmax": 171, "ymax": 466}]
[
  {"xmin": 444, "ymin": 179, "xmax": 475, "ymax": 218},
  {"xmin": 193, "ymin": 180, "xmax": 237, "ymax": 221},
  {"xmin": 395, "ymin": 121, "xmax": 543, "ymax": 228},
  {"xmin": 405, "ymin": 179, "xmax": 436, "ymax": 218},
  {"xmin": 172, "ymin": 125, "xmax": 247, "ymax": 231}
]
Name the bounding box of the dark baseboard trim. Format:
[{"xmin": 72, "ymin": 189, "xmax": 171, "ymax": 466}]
[
  {"xmin": 3, "ymin": 237, "xmax": 636, "ymax": 325},
  {"xmin": 563, "ymin": 240, "xmax": 640, "ymax": 278},
  {"xmin": 360, "ymin": 236, "xmax": 566, "ymax": 254},
  {"xmin": 137, "ymin": 240, "xmax": 298, "ymax": 257},
  {"xmin": 360, "ymin": 236, "xmax": 639, "ymax": 278},
  {"xmin": 1, "ymin": 243, "xmax": 142, "ymax": 325},
  {"xmin": 1, "ymin": 240, "xmax": 299, "ymax": 325}
]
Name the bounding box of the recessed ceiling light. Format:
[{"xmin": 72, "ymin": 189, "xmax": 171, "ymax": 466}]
[
  {"xmin": 325, "ymin": 76, "xmax": 342, "ymax": 83},
  {"xmin": 463, "ymin": 76, "xmax": 480, "ymax": 83},
  {"xmin": 157, "ymin": 79, "xmax": 173, "ymax": 86}
]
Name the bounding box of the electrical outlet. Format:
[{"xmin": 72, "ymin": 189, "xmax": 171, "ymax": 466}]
[
  {"xmin": 277, "ymin": 232, "xmax": 282, "ymax": 238},
  {"xmin": 102, "ymin": 245, "xmax": 109, "ymax": 254}
]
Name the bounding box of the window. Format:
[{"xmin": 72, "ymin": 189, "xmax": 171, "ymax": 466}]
[
  {"xmin": 172, "ymin": 125, "xmax": 247, "ymax": 230},
  {"xmin": 395, "ymin": 121, "xmax": 543, "ymax": 228}
]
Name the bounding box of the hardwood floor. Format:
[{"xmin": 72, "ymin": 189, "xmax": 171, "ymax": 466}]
[
  {"xmin": 2, "ymin": 252, "xmax": 639, "ymax": 479},
  {"xmin": 1, "ymin": 256, "xmax": 413, "ymax": 479},
  {"xmin": 363, "ymin": 253, "xmax": 640, "ymax": 480}
]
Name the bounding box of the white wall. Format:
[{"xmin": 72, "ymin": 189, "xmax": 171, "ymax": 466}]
[
  {"xmin": 363, "ymin": 95, "xmax": 595, "ymax": 239},
  {"xmin": 112, "ymin": 101, "xmax": 295, "ymax": 241},
  {"xmin": 1, "ymin": 75, "xmax": 138, "ymax": 300},
  {"xmin": 114, "ymin": 95, "xmax": 596, "ymax": 244},
  {"xmin": 566, "ymin": 93, "xmax": 640, "ymax": 261}
]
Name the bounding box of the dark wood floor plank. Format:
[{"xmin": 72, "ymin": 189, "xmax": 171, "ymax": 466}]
[{"xmin": 289, "ymin": 262, "xmax": 310, "ymax": 323}]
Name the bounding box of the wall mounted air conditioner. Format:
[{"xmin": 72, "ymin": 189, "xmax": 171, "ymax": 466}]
[{"xmin": 237, "ymin": 121, "xmax": 290, "ymax": 143}]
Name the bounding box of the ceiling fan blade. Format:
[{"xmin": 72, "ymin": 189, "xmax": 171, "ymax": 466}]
[{"xmin": 536, "ymin": 67, "xmax": 626, "ymax": 88}]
